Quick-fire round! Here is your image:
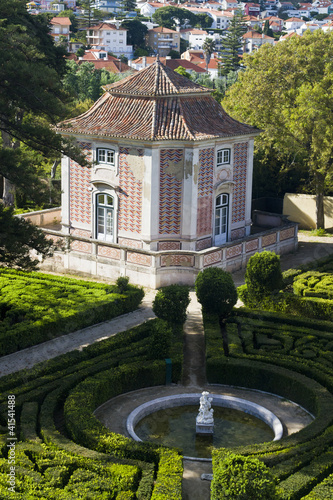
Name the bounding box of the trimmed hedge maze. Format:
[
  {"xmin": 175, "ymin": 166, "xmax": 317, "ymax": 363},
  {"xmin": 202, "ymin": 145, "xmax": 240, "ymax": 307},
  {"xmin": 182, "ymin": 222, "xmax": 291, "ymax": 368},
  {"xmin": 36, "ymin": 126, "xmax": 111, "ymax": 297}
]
[
  {"xmin": 0, "ymin": 268, "xmax": 144, "ymax": 356},
  {"xmin": 205, "ymin": 309, "xmax": 333, "ymax": 499},
  {"xmin": 0, "ymin": 319, "xmax": 183, "ymax": 499}
]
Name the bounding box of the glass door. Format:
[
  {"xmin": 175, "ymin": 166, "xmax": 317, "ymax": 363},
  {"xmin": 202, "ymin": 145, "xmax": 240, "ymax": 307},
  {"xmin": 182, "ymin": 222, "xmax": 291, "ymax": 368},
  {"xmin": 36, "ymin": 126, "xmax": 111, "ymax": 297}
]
[
  {"xmin": 96, "ymin": 193, "xmax": 114, "ymax": 242},
  {"xmin": 214, "ymin": 193, "xmax": 229, "ymax": 245}
]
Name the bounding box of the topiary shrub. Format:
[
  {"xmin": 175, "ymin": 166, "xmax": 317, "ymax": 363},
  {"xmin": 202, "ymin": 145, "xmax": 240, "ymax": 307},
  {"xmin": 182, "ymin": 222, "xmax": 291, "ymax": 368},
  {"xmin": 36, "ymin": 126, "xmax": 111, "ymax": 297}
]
[
  {"xmin": 148, "ymin": 320, "xmax": 172, "ymax": 360},
  {"xmin": 152, "ymin": 285, "xmax": 190, "ymax": 327},
  {"xmin": 195, "ymin": 267, "xmax": 237, "ymax": 356},
  {"xmin": 195, "ymin": 267, "xmax": 237, "ymax": 320},
  {"xmin": 116, "ymin": 276, "xmax": 130, "ymax": 293},
  {"xmin": 242, "ymin": 251, "xmax": 283, "ymax": 306},
  {"xmin": 211, "ymin": 452, "xmax": 281, "ymax": 500}
]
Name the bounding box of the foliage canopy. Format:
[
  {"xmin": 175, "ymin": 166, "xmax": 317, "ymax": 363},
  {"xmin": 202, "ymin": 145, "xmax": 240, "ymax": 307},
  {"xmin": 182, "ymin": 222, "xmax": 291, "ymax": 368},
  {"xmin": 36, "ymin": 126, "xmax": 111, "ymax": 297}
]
[{"xmin": 223, "ymin": 30, "xmax": 333, "ymax": 228}]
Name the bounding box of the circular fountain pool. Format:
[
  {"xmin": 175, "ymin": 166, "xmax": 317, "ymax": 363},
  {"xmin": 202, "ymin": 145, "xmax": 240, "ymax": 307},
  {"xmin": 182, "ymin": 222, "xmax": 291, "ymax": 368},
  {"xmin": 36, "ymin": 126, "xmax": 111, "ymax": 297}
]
[{"xmin": 127, "ymin": 393, "xmax": 283, "ymax": 459}]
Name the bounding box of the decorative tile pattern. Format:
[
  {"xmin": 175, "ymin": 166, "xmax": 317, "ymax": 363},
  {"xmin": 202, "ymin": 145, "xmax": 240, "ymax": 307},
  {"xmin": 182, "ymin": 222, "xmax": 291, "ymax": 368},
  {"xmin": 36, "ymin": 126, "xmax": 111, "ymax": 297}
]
[
  {"xmin": 127, "ymin": 251, "xmax": 151, "ymax": 266},
  {"xmin": 159, "ymin": 149, "xmax": 183, "ymax": 235},
  {"xmin": 231, "ymin": 227, "xmax": 245, "ymax": 241},
  {"xmin": 280, "ymin": 227, "xmax": 295, "ymax": 241},
  {"xmin": 70, "ymin": 142, "xmax": 92, "ymax": 226},
  {"xmin": 196, "ymin": 237, "xmax": 212, "ymax": 251},
  {"xmin": 161, "ymin": 254, "xmax": 194, "ymax": 267},
  {"xmin": 98, "ymin": 246, "xmax": 121, "ymax": 259},
  {"xmin": 262, "ymin": 232, "xmax": 277, "ymax": 247},
  {"xmin": 71, "ymin": 240, "xmax": 92, "ymax": 253},
  {"xmin": 197, "ymin": 148, "xmax": 214, "ymax": 237},
  {"xmin": 231, "ymin": 143, "xmax": 248, "ymax": 224},
  {"xmin": 226, "ymin": 244, "xmax": 242, "ymax": 259},
  {"xmin": 118, "ymin": 147, "xmax": 143, "ymax": 234},
  {"xmin": 158, "ymin": 241, "xmax": 181, "ymax": 251},
  {"xmin": 246, "ymin": 239, "xmax": 259, "ymax": 253},
  {"xmin": 118, "ymin": 237, "xmax": 142, "ymax": 249},
  {"xmin": 71, "ymin": 228, "xmax": 91, "ymax": 238},
  {"xmin": 203, "ymin": 250, "xmax": 222, "ymax": 267}
]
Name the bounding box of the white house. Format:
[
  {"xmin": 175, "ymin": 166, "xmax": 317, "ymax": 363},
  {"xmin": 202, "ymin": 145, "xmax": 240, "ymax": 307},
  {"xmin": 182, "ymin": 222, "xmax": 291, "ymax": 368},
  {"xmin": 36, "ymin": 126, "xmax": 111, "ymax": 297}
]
[
  {"xmin": 242, "ymin": 31, "xmax": 275, "ymax": 53},
  {"xmin": 84, "ymin": 21, "xmax": 133, "ymax": 58},
  {"xmin": 284, "ymin": 17, "xmax": 306, "ymax": 30},
  {"xmin": 53, "ymin": 60, "xmax": 274, "ymax": 288}
]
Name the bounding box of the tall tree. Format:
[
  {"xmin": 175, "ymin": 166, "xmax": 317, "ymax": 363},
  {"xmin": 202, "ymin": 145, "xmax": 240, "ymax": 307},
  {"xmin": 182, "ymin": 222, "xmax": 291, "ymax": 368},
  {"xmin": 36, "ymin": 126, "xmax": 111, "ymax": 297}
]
[
  {"xmin": 223, "ymin": 30, "xmax": 333, "ymax": 228},
  {"xmin": 120, "ymin": 0, "xmax": 137, "ymax": 12},
  {"xmin": 0, "ymin": 0, "xmax": 86, "ymax": 207},
  {"xmin": 202, "ymin": 37, "xmax": 216, "ymax": 72},
  {"xmin": 121, "ymin": 19, "xmax": 148, "ymax": 50},
  {"xmin": 219, "ymin": 10, "xmax": 246, "ymax": 76},
  {"xmin": 152, "ymin": 6, "xmax": 196, "ymax": 30}
]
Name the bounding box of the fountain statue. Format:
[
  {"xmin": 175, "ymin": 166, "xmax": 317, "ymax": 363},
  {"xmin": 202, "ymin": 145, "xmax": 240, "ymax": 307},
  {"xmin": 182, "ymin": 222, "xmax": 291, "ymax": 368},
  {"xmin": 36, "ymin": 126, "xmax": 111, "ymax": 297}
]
[{"xmin": 196, "ymin": 391, "xmax": 214, "ymax": 435}]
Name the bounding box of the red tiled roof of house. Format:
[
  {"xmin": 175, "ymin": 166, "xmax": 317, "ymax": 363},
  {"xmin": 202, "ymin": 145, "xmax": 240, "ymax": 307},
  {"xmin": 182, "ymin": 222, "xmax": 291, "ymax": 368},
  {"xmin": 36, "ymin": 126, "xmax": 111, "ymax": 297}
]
[
  {"xmin": 56, "ymin": 59, "xmax": 258, "ymax": 141},
  {"xmin": 82, "ymin": 22, "xmax": 127, "ymax": 31},
  {"xmin": 50, "ymin": 17, "xmax": 71, "ymax": 26},
  {"xmin": 148, "ymin": 26, "xmax": 178, "ymax": 33},
  {"xmin": 78, "ymin": 59, "xmax": 134, "ymax": 73},
  {"xmin": 243, "ymin": 30, "xmax": 274, "ymax": 39}
]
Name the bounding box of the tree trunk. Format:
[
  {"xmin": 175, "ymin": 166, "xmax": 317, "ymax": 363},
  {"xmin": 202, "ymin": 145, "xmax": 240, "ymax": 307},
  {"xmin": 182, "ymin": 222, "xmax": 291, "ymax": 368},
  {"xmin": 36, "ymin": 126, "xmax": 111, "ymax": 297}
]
[
  {"xmin": 1, "ymin": 130, "xmax": 15, "ymax": 206},
  {"xmin": 3, "ymin": 177, "xmax": 15, "ymax": 207},
  {"xmin": 315, "ymin": 171, "xmax": 325, "ymax": 230},
  {"xmin": 219, "ymin": 316, "xmax": 229, "ymax": 357}
]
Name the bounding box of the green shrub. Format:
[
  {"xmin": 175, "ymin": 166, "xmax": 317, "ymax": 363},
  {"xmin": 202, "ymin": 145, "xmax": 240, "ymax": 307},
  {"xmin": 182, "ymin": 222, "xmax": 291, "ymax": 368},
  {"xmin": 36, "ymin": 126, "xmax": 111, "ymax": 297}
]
[
  {"xmin": 211, "ymin": 452, "xmax": 281, "ymax": 499},
  {"xmin": 116, "ymin": 276, "xmax": 130, "ymax": 293},
  {"xmin": 152, "ymin": 285, "xmax": 190, "ymax": 326},
  {"xmin": 148, "ymin": 320, "xmax": 172, "ymax": 360},
  {"xmin": 245, "ymin": 251, "xmax": 283, "ymax": 301},
  {"xmin": 195, "ymin": 267, "xmax": 237, "ymax": 320}
]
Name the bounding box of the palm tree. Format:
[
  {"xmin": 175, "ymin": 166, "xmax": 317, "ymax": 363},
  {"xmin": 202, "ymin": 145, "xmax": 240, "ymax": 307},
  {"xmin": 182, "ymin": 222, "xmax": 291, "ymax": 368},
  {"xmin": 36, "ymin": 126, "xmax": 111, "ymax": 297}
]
[{"xmin": 202, "ymin": 37, "xmax": 216, "ymax": 72}]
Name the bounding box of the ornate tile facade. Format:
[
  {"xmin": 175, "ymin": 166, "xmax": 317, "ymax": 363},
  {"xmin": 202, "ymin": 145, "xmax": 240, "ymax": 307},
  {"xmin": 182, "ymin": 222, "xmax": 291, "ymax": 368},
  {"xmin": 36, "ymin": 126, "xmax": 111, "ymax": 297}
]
[
  {"xmin": 262, "ymin": 232, "xmax": 277, "ymax": 247},
  {"xmin": 70, "ymin": 142, "xmax": 92, "ymax": 226},
  {"xmin": 98, "ymin": 246, "xmax": 121, "ymax": 259},
  {"xmin": 280, "ymin": 227, "xmax": 295, "ymax": 241},
  {"xmin": 118, "ymin": 147, "xmax": 143, "ymax": 233},
  {"xmin": 159, "ymin": 149, "xmax": 183, "ymax": 235},
  {"xmin": 160, "ymin": 254, "xmax": 194, "ymax": 267},
  {"xmin": 158, "ymin": 241, "xmax": 181, "ymax": 251},
  {"xmin": 196, "ymin": 237, "xmax": 212, "ymax": 251},
  {"xmin": 231, "ymin": 227, "xmax": 245, "ymax": 241},
  {"xmin": 203, "ymin": 250, "xmax": 222, "ymax": 267},
  {"xmin": 226, "ymin": 244, "xmax": 242, "ymax": 259},
  {"xmin": 231, "ymin": 142, "xmax": 248, "ymax": 224},
  {"xmin": 246, "ymin": 239, "xmax": 259, "ymax": 253},
  {"xmin": 127, "ymin": 251, "xmax": 151, "ymax": 266},
  {"xmin": 118, "ymin": 237, "xmax": 142, "ymax": 249},
  {"xmin": 197, "ymin": 148, "xmax": 214, "ymax": 237}
]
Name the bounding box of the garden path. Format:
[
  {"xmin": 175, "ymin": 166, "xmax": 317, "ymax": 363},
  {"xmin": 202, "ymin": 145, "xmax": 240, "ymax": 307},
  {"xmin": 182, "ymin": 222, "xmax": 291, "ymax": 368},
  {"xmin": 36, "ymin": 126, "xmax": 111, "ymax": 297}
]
[{"xmin": 0, "ymin": 232, "xmax": 332, "ymax": 499}]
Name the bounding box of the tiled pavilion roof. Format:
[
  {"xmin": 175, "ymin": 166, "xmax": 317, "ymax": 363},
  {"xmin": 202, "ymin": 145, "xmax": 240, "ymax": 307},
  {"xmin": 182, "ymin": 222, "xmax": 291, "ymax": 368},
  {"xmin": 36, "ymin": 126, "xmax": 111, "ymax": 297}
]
[{"xmin": 56, "ymin": 59, "xmax": 259, "ymax": 141}]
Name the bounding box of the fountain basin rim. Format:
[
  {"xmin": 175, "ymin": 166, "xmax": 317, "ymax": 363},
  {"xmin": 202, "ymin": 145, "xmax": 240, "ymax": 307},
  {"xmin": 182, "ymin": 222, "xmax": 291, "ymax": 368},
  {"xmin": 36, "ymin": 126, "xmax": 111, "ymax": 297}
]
[{"xmin": 126, "ymin": 393, "xmax": 284, "ymax": 446}]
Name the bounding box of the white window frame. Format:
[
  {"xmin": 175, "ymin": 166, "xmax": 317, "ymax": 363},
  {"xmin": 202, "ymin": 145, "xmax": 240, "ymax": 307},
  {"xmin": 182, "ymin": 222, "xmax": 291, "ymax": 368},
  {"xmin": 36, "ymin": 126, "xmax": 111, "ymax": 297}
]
[
  {"xmin": 92, "ymin": 185, "xmax": 118, "ymax": 243},
  {"xmin": 217, "ymin": 148, "xmax": 231, "ymax": 165},
  {"xmin": 97, "ymin": 148, "xmax": 115, "ymax": 166}
]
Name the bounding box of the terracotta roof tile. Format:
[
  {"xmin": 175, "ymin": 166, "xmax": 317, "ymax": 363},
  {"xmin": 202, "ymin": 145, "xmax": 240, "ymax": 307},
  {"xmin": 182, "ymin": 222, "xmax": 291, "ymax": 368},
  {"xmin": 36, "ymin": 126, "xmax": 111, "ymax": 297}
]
[{"xmin": 57, "ymin": 59, "xmax": 258, "ymax": 141}]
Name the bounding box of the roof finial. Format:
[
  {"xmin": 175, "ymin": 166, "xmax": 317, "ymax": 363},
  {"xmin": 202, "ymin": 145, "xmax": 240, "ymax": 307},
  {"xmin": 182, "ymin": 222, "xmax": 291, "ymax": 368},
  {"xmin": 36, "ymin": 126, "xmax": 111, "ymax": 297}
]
[{"xmin": 156, "ymin": 53, "xmax": 160, "ymax": 63}]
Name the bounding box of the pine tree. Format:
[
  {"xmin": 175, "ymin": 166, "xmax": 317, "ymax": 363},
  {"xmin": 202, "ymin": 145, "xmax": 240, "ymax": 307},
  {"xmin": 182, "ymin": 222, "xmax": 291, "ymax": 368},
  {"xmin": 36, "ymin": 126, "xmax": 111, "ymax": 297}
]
[{"xmin": 219, "ymin": 10, "xmax": 246, "ymax": 76}]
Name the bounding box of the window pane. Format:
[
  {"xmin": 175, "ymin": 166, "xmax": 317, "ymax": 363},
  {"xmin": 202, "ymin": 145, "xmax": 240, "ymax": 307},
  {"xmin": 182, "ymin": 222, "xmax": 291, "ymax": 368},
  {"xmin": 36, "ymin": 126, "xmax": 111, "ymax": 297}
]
[
  {"xmin": 98, "ymin": 149, "xmax": 105, "ymax": 163},
  {"xmin": 106, "ymin": 195, "xmax": 113, "ymax": 206},
  {"xmin": 223, "ymin": 150, "xmax": 230, "ymax": 163},
  {"xmin": 106, "ymin": 150, "xmax": 114, "ymax": 163},
  {"xmin": 97, "ymin": 194, "xmax": 104, "ymax": 204}
]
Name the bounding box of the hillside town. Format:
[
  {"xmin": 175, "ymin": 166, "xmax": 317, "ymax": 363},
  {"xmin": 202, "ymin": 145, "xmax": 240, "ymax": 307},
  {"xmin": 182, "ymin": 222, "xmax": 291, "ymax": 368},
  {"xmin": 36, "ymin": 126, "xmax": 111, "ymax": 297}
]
[{"xmin": 27, "ymin": 0, "xmax": 333, "ymax": 79}]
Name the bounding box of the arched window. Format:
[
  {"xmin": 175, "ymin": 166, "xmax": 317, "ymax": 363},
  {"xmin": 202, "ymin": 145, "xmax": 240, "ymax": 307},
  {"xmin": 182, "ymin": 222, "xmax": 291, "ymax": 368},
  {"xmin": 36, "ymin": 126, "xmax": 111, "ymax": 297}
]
[
  {"xmin": 96, "ymin": 193, "xmax": 114, "ymax": 242},
  {"xmin": 214, "ymin": 193, "xmax": 229, "ymax": 245}
]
